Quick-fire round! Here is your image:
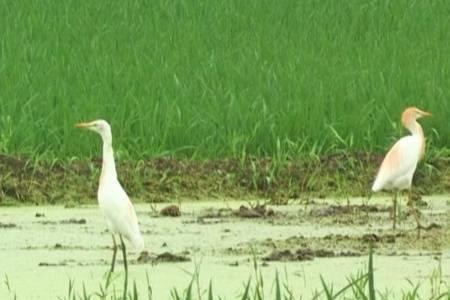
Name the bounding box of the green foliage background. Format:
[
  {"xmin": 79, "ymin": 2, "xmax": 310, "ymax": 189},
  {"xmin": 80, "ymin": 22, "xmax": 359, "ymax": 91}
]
[{"xmin": 0, "ymin": 0, "xmax": 448, "ymax": 159}]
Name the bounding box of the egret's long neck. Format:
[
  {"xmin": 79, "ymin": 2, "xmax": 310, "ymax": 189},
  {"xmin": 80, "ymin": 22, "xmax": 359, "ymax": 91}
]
[
  {"xmin": 100, "ymin": 132, "xmax": 117, "ymax": 183},
  {"xmin": 406, "ymin": 120, "xmax": 424, "ymax": 138},
  {"xmin": 406, "ymin": 120, "xmax": 426, "ymax": 158}
]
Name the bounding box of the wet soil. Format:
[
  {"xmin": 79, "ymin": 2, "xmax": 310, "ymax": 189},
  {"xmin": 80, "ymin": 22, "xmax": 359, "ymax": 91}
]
[
  {"xmin": 1, "ymin": 153, "xmax": 449, "ymax": 205},
  {"xmin": 228, "ymin": 198, "xmax": 450, "ymax": 259},
  {"xmin": 0, "ymin": 197, "xmax": 449, "ymax": 299}
]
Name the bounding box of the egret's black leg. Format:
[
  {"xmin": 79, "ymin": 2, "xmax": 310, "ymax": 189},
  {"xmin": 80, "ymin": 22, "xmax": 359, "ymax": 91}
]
[
  {"xmin": 119, "ymin": 235, "xmax": 128, "ymax": 299},
  {"xmin": 392, "ymin": 192, "xmax": 398, "ymax": 230},
  {"xmin": 110, "ymin": 235, "xmax": 118, "ymax": 273},
  {"xmin": 408, "ymin": 189, "xmax": 422, "ymax": 238}
]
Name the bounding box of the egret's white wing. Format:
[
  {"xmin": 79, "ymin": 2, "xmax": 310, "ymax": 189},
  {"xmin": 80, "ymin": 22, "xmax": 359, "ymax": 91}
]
[
  {"xmin": 98, "ymin": 180, "xmax": 144, "ymax": 250},
  {"xmin": 372, "ymin": 136, "xmax": 421, "ymax": 192}
]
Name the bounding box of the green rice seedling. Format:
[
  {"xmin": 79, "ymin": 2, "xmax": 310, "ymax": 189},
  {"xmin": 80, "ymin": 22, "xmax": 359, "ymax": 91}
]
[
  {"xmin": 81, "ymin": 283, "xmax": 90, "ymax": 300},
  {"xmin": 145, "ymin": 272, "xmax": 153, "ymax": 300},
  {"xmin": 171, "ymin": 279, "xmax": 194, "ymax": 300},
  {"xmin": 20, "ymin": 247, "xmax": 447, "ymax": 299},
  {"xmin": 368, "ymin": 245, "xmax": 376, "ymax": 300},
  {"xmin": 240, "ymin": 278, "xmax": 252, "ymax": 300},
  {"xmin": 57, "ymin": 278, "xmax": 75, "ymax": 300},
  {"xmin": 131, "ymin": 282, "xmax": 138, "ymax": 300},
  {"xmin": 274, "ymin": 271, "xmax": 281, "ymax": 300},
  {"xmin": 318, "ymin": 248, "xmax": 376, "ymax": 300},
  {"xmin": 207, "ymin": 281, "xmax": 214, "ymax": 300},
  {"xmin": 4, "ymin": 275, "xmax": 17, "ymax": 300},
  {"xmin": 320, "ymin": 272, "xmax": 370, "ymax": 300},
  {"xmin": 0, "ymin": 0, "xmax": 449, "ymax": 160},
  {"xmin": 400, "ymin": 280, "xmax": 420, "ymax": 300}
]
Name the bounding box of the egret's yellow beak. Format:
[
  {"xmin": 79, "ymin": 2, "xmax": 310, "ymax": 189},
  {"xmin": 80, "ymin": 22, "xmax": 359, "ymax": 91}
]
[
  {"xmin": 419, "ymin": 110, "xmax": 432, "ymax": 117},
  {"xmin": 75, "ymin": 122, "xmax": 93, "ymax": 129}
]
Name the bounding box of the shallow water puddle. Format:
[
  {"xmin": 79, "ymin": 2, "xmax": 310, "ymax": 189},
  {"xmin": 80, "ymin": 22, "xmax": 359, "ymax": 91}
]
[{"xmin": 0, "ymin": 196, "xmax": 449, "ymax": 299}]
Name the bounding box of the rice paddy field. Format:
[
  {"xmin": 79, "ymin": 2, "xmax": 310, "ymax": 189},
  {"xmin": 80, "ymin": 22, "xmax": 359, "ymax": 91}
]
[
  {"xmin": 1, "ymin": 0, "xmax": 450, "ymax": 299},
  {"xmin": 0, "ymin": 0, "xmax": 449, "ymax": 159}
]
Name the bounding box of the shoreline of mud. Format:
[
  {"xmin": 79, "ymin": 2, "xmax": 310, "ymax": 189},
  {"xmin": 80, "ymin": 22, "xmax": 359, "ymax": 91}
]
[{"xmin": 0, "ymin": 153, "xmax": 449, "ymax": 205}]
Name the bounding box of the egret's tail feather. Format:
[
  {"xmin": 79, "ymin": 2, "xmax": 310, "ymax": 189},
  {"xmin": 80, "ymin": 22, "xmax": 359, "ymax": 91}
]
[
  {"xmin": 371, "ymin": 178, "xmax": 383, "ymax": 193},
  {"xmin": 131, "ymin": 234, "xmax": 145, "ymax": 251}
]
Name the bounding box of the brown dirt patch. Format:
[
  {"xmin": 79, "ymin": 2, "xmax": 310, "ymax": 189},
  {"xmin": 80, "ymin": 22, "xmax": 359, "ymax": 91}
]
[
  {"xmin": 136, "ymin": 251, "xmax": 190, "ymax": 263},
  {"xmin": 160, "ymin": 205, "xmax": 181, "ymax": 217},
  {"xmin": 236, "ymin": 204, "xmax": 274, "ymax": 218}
]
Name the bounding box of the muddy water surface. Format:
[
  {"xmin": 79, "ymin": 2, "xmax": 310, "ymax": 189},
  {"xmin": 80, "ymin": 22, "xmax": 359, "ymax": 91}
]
[{"xmin": 0, "ymin": 196, "xmax": 449, "ymax": 299}]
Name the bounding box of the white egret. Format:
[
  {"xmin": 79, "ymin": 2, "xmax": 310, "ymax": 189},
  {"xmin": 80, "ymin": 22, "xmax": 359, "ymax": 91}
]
[
  {"xmin": 75, "ymin": 120, "xmax": 144, "ymax": 296},
  {"xmin": 372, "ymin": 107, "xmax": 431, "ymax": 234}
]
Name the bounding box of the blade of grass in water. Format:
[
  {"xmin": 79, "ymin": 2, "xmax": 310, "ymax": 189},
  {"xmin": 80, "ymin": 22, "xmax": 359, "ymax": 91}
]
[
  {"xmin": 368, "ymin": 245, "xmax": 376, "ymax": 300},
  {"xmin": 275, "ymin": 271, "xmax": 281, "ymax": 300},
  {"xmin": 240, "ymin": 278, "xmax": 251, "ymax": 300},
  {"xmin": 320, "ymin": 276, "xmax": 334, "ymax": 300},
  {"xmin": 208, "ymin": 280, "xmax": 214, "ymax": 300}
]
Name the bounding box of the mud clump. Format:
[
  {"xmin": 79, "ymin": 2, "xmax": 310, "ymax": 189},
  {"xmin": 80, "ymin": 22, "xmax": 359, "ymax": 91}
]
[
  {"xmin": 237, "ymin": 204, "xmax": 274, "ymax": 218},
  {"xmin": 155, "ymin": 251, "xmax": 190, "ymax": 262},
  {"xmin": 309, "ymin": 204, "xmax": 386, "ymax": 217},
  {"xmin": 361, "ymin": 233, "xmax": 404, "ymax": 244},
  {"xmin": 198, "ymin": 208, "xmax": 233, "ymax": 219},
  {"xmin": 36, "ymin": 220, "xmax": 57, "ymax": 225},
  {"xmin": 361, "ymin": 233, "xmax": 395, "ymax": 243},
  {"xmin": 263, "ymin": 249, "xmax": 303, "ymax": 262},
  {"xmin": 38, "ymin": 261, "xmax": 67, "ymax": 267},
  {"xmin": 420, "ymin": 222, "xmax": 442, "ymax": 231},
  {"xmin": 136, "ymin": 251, "xmax": 190, "ymax": 264},
  {"xmin": 313, "ymin": 249, "xmax": 336, "ymax": 257},
  {"xmin": 60, "ymin": 218, "xmax": 87, "ymax": 225},
  {"xmin": 136, "ymin": 251, "xmax": 152, "ymax": 263},
  {"xmin": 0, "ymin": 222, "xmax": 17, "ymax": 228},
  {"xmin": 160, "ymin": 205, "xmax": 181, "ymax": 217},
  {"xmin": 38, "ymin": 259, "xmax": 79, "ymax": 267},
  {"xmin": 263, "ymin": 248, "xmax": 335, "ymax": 262}
]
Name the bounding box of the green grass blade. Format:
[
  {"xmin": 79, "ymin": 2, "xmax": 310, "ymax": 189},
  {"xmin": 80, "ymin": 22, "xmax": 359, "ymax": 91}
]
[
  {"xmin": 275, "ymin": 271, "xmax": 281, "ymax": 300},
  {"xmin": 333, "ymin": 274, "xmax": 368, "ymax": 299},
  {"xmin": 133, "ymin": 281, "xmax": 138, "ymax": 300},
  {"xmin": 368, "ymin": 245, "xmax": 376, "ymax": 300},
  {"xmin": 240, "ymin": 278, "xmax": 251, "ymax": 300},
  {"xmin": 146, "ymin": 272, "xmax": 152, "ymax": 300},
  {"xmin": 320, "ymin": 276, "xmax": 334, "ymax": 300},
  {"xmin": 208, "ymin": 280, "xmax": 214, "ymax": 300},
  {"xmin": 185, "ymin": 280, "xmax": 193, "ymax": 300}
]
